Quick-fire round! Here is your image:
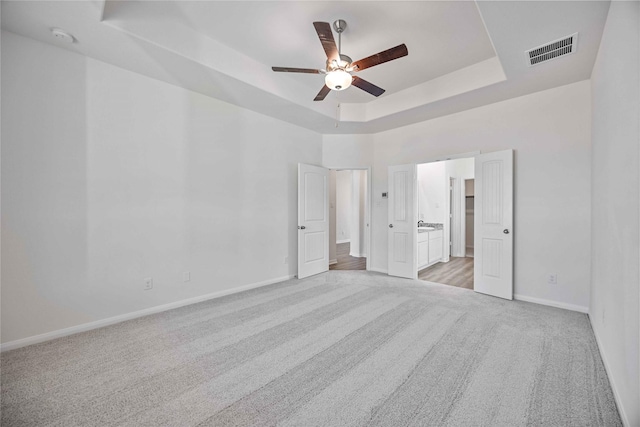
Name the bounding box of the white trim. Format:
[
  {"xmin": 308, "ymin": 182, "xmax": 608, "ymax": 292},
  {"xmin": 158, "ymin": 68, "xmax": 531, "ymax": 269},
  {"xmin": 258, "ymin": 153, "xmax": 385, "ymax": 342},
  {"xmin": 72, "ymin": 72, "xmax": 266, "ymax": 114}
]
[
  {"xmin": 349, "ymin": 252, "xmax": 367, "ymax": 258},
  {"xmin": 336, "ymin": 239, "xmax": 350, "ymax": 244},
  {"xmin": 590, "ymin": 315, "xmax": 630, "ymax": 427},
  {"xmin": 329, "ymin": 259, "xmax": 337, "ymax": 265},
  {"xmin": 415, "ymin": 151, "xmax": 481, "ymax": 166},
  {"xmin": 0, "ymin": 274, "xmax": 294, "ymax": 352},
  {"xmin": 369, "ymin": 267, "xmax": 388, "ymax": 274},
  {"xmin": 514, "ymin": 294, "xmax": 588, "ymax": 314}
]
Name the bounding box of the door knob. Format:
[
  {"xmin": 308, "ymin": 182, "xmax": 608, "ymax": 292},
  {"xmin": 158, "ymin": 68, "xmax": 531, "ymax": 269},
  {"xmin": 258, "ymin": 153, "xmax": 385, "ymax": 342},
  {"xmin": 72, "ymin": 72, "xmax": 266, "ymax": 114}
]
[
  {"xmin": 503, "ymin": 229, "xmax": 509, "ymax": 234},
  {"xmin": 389, "ymin": 224, "xmax": 394, "ymax": 228},
  {"xmin": 298, "ymin": 226, "xmax": 306, "ymax": 230}
]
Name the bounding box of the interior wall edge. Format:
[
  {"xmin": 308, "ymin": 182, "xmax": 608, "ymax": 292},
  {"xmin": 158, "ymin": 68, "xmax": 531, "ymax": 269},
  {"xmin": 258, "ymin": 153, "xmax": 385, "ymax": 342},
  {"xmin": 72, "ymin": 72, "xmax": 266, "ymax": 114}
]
[{"xmin": 589, "ymin": 314, "xmax": 631, "ymax": 427}]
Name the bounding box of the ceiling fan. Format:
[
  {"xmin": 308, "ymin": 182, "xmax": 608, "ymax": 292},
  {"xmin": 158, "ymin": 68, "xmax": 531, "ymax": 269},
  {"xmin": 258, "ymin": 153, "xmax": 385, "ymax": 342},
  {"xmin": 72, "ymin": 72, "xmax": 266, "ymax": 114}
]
[{"xmin": 272, "ymin": 20, "xmax": 408, "ymax": 101}]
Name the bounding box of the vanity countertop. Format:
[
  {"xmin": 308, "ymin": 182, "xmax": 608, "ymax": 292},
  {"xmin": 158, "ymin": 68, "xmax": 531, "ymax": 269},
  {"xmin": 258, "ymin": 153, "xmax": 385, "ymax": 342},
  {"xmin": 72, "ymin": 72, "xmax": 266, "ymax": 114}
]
[{"xmin": 417, "ymin": 223, "xmax": 443, "ymax": 233}]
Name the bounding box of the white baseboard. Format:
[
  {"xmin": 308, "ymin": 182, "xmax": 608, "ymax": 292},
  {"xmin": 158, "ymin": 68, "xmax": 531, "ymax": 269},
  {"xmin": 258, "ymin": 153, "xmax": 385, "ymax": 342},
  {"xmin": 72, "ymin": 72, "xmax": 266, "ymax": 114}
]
[
  {"xmin": 336, "ymin": 239, "xmax": 350, "ymax": 244},
  {"xmin": 349, "ymin": 252, "xmax": 367, "ymax": 258},
  {"xmin": 329, "ymin": 259, "xmax": 337, "ymax": 265},
  {"xmin": 513, "ymin": 294, "xmax": 589, "ymax": 314},
  {"xmin": 0, "ymin": 274, "xmax": 295, "ymax": 352},
  {"xmin": 369, "ymin": 267, "xmax": 388, "ymax": 274}
]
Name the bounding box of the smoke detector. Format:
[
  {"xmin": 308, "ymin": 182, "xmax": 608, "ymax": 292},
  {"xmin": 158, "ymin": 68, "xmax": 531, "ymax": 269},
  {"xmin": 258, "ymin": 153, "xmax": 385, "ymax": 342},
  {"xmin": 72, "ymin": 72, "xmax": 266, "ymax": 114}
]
[
  {"xmin": 50, "ymin": 28, "xmax": 75, "ymax": 44},
  {"xmin": 525, "ymin": 33, "xmax": 577, "ymax": 66}
]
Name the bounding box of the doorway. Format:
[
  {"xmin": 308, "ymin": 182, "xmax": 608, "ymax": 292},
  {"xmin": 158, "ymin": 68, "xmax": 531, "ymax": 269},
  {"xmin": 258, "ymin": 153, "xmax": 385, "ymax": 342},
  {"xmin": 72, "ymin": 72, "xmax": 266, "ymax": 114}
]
[
  {"xmin": 386, "ymin": 150, "xmax": 513, "ymax": 300},
  {"xmin": 416, "ymin": 158, "xmax": 475, "ymax": 289},
  {"xmin": 329, "ymin": 169, "xmax": 367, "ymax": 271}
]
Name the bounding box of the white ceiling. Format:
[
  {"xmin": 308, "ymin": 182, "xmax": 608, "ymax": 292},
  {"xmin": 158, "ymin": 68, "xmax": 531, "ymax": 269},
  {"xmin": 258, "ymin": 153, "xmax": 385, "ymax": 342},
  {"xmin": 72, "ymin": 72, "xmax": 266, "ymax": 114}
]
[
  {"xmin": 104, "ymin": 1, "xmax": 496, "ymax": 104},
  {"xmin": 1, "ymin": 1, "xmax": 611, "ymax": 134}
]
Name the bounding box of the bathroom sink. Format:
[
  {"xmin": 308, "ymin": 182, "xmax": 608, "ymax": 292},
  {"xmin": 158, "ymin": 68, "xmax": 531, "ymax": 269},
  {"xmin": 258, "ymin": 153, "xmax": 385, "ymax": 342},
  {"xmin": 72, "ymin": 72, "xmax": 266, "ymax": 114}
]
[{"xmin": 418, "ymin": 226, "xmax": 435, "ymax": 231}]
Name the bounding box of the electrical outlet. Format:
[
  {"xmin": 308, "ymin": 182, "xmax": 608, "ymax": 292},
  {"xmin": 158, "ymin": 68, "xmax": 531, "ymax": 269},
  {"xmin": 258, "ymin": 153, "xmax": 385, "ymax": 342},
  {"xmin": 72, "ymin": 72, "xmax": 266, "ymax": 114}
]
[
  {"xmin": 548, "ymin": 274, "xmax": 558, "ymax": 285},
  {"xmin": 182, "ymin": 271, "xmax": 190, "ymax": 282},
  {"xmin": 144, "ymin": 277, "xmax": 153, "ymax": 290},
  {"xmin": 284, "ymin": 257, "xmax": 288, "ymax": 264}
]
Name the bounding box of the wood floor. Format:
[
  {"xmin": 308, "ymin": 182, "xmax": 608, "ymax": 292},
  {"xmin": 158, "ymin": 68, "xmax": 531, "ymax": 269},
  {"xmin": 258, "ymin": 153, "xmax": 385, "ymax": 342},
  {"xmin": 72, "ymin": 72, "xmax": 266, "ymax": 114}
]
[
  {"xmin": 329, "ymin": 242, "xmax": 366, "ymax": 271},
  {"xmin": 418, "ymin": 256, "xmax": 474, "ymax": 290}
]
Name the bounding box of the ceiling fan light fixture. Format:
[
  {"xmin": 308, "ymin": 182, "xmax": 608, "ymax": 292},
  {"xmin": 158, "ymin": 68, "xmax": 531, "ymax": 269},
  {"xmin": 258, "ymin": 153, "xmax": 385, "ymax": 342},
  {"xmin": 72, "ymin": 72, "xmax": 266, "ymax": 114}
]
[{"xmin": 325, "ymin": 69, "xmax": 352, "ymax": 91}]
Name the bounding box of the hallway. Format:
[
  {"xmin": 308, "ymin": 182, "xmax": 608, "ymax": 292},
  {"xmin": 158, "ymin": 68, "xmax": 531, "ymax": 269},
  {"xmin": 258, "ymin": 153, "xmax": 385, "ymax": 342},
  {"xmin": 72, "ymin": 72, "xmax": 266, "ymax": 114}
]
[{"xmin": 329, "ymin": 243, "xmax": 366, "ymax": 271}]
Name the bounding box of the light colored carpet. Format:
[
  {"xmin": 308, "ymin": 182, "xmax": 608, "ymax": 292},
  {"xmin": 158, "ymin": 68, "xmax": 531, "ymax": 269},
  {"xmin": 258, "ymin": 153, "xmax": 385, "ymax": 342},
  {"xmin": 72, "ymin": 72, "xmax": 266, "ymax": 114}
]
[{"xmin": 1, "ymin": 271, "xmax": 622, "ymax": 426}]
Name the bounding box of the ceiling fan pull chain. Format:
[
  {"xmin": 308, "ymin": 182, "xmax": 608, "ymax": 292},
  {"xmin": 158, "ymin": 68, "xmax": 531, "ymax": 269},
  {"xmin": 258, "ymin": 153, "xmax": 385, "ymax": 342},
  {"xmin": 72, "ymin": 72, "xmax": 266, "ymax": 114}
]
[{"xmin": 336, "ymin": 103, "xmax": 340, "ymax": 128}]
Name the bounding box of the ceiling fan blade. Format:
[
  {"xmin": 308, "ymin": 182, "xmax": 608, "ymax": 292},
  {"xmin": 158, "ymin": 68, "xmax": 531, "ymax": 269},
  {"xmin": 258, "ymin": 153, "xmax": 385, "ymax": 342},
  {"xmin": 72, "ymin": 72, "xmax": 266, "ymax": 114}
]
[
  {"xmin": 313, "ymin": 22, "xmax": 339, "ymax": 62},
  {"xmin": 272, "ymin": 67, "xmax": 321, "ymax": 74},
  {"xmin": 314, "ymin": 85, "xmax": 331, "ymax": 101},
  {"xmin": 351, "ymin": 76, "xmax": 385, "ymax": 97},
  {"xmin": 351, "ymin": 44, "xmax": 408, "ymax": 72}
]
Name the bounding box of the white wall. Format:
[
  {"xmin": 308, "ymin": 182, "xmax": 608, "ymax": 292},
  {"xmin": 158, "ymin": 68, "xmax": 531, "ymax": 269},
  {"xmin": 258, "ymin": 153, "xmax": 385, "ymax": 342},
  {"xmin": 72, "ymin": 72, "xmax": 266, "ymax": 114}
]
[
  {"xmin": 326, "ymin": 80, "xmax": 592, "ymax": 311},
  {"xmin": 417, "ymin": 162, "xmax": 446, "ymax": 223},
  {"xmin": 335, "ymin": 170, "xmax": 352, "ymax": 243},
  {"xmin": 1, "ymin": 32, "xmax": 323, "ymax": 344},
  {"xmin": 322, "ymin": 134, "xmax": 373, "ymax": 169},
  {"xmin": 590, "ymin": 1, "xmax": 640, "ymax": 425},
  {"xmin": 447, "ymin": 157, "xmax": 474, "ymax": 180}
]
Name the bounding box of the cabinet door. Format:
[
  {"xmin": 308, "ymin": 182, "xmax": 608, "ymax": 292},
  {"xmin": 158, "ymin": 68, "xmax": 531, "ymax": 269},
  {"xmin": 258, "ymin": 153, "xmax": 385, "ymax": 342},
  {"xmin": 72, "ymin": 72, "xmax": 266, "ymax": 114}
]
[
  {"xmin": 418, "ymin": 240, "xmax": 429, "ymax": 268},
  {"xmin": 429, "ymin": 237, "xmax": 443, "ymax": 263}
]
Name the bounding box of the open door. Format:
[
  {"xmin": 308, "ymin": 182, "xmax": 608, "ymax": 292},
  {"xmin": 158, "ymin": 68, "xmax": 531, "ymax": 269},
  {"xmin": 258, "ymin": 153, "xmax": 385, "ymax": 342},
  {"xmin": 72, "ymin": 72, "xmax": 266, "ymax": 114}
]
[
  {"xmin": 387, "ymin": 164, "xmax": 417, "ymax": 279},
  {"xmin": 298, "ymin": 163, "xmax": 329, "ymax": 279},
  {"xmin": 474, "ymin": 150, "xmax": 513, "ymax": 299}
]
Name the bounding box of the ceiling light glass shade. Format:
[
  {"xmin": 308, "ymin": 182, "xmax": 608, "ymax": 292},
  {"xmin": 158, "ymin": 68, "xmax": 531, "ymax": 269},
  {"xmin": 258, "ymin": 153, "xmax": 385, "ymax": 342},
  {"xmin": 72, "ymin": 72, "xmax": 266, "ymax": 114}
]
[{"xmin": 325, "ymin": 70, "xmax": 352, "ymax": 91}]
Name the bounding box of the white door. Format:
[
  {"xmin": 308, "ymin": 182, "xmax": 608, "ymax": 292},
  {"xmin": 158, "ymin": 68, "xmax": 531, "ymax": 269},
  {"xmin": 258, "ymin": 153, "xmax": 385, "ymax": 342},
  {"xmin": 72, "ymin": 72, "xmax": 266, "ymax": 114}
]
[
  {"xmin": 474, "ymin": 150, "xmax": 513, "ymax": 299},
  {"xmin": 298, "ymin": 163, "xmax": 329, "ymax": 279},
  {"xmin": 387, "ymin": 164, "xmax": 417, "ymax": 279}
]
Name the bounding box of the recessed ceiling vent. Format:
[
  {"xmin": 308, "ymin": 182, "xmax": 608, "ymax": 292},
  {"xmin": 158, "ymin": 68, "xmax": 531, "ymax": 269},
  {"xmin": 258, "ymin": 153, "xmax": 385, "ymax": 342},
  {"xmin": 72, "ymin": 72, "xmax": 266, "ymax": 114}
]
[{"xmin": 526, "ymin": 33, "xmax": 578, "ymax": 66}]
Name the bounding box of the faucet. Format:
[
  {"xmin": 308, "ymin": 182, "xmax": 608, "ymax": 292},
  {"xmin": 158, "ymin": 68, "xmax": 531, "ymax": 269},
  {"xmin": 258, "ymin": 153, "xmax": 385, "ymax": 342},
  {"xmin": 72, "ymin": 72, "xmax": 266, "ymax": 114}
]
[{"xmin": 417, "ymin": 220, "xmax": 425, "ymax": 227}]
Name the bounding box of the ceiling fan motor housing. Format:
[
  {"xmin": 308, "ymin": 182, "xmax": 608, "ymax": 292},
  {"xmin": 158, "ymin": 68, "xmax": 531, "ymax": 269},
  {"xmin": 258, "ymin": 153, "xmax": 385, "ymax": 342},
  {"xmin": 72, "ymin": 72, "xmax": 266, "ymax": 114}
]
[{"xmin": 326, "ymin": 54, "xmax": 353, "ymax": 72}]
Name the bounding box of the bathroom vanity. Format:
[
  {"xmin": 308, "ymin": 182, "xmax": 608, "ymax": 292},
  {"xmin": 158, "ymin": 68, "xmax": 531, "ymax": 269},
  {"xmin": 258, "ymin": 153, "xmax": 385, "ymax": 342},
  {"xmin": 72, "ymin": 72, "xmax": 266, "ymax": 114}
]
[{"xmin": 417, "ymin": 227, "xmax": 444, "ymax": 270}]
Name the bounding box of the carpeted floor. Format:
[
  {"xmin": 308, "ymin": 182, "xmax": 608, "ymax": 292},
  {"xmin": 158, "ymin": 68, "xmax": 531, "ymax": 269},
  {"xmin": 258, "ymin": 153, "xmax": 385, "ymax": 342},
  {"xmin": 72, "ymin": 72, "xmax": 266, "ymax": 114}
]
[{"xmin": 1, "ymin": 271, "xmax": 621, "ymax": 426}]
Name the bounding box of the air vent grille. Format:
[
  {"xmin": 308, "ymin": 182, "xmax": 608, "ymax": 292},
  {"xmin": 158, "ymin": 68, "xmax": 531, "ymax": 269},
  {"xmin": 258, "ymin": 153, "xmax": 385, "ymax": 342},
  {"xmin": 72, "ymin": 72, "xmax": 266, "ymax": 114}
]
[{"xmin": 526, "ymin": 33, "xmax": 578, "ymax": 66}]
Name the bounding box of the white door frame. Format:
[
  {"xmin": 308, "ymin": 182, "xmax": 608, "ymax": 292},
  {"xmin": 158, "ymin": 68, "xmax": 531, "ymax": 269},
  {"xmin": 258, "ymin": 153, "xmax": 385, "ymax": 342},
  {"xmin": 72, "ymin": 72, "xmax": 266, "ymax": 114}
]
[
  {"xmin": 413, "ymin": 149, "xmax": 514, "ymax": 294},
  {"xmin": 414, "ymin": 152, "xmax": 480, "ymax": 266},
  {"xmin": 324, "ymin": 166, "xmax": 372, "ymax": 271},
  {"xmin": 449, "ymin": 177, "xmax": 458, "ymax": 258}
]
